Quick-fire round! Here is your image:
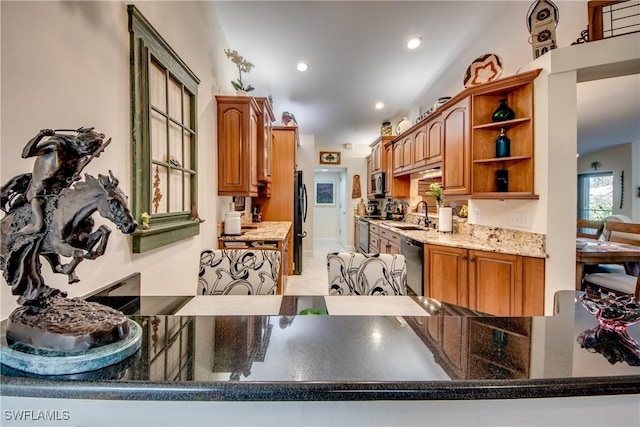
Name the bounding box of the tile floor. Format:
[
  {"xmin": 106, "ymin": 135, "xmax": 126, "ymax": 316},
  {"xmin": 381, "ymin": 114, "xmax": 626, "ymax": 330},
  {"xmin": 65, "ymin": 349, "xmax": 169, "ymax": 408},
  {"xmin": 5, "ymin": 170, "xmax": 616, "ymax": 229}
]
[{"xmin": 284, "ymin": 239, "xmax": 344, "ymax": 296}]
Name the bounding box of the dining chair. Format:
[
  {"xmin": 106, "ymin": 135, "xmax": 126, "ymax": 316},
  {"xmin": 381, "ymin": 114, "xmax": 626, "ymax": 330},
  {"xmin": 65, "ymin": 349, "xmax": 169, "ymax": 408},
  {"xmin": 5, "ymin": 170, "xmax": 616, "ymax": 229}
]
[
  {"xmin": 198, "ymin": 249, "xmax": 281, "ymax": 295},
  {"xmin": 583, "ymin": 271, "xmax": 640, "ymax": 299},
  {"xmin": 576, "ymin": 218, "xmax": 603, "ymax": 239},
  {"xmin": 327, "ymin": 252, "xmax": 407, "ymax": 295}
]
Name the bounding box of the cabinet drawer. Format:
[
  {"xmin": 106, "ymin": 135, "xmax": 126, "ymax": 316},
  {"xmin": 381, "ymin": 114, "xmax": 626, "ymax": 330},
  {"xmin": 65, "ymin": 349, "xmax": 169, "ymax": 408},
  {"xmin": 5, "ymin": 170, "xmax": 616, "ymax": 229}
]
[
  {"xmin": 369, "ymin": 223, "xmax": 379, "ymax": 234},
  {"xmin": 369, "ymin": 235, "xmax": 379, "ymax": 253},
  {"xmin": 379, "ymin": 228, "xmax": 401, "ymax": 245}
]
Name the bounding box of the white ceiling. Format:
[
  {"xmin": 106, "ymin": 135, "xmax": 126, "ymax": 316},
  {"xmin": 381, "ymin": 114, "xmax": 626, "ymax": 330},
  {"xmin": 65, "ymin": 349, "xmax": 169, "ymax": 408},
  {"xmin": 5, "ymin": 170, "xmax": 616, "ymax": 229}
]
[{"xmin": 214, "ymin": 1, "xmax": 639, "ymax": 155}]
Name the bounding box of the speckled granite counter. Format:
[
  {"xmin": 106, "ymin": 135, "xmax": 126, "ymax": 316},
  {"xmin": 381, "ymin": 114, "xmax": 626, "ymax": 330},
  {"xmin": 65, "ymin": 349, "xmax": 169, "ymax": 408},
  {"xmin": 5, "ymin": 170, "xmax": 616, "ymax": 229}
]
[
  {"xmin": 218, "ymin": 221, "xmax": 291, "ymax": 243},
  {"xmin": 363, "ymin": 216, "xmax": 547, "ymax": 258},
  {"xmin": 2, "ymin": 291, "xmax": 638, "ymax": 403}
]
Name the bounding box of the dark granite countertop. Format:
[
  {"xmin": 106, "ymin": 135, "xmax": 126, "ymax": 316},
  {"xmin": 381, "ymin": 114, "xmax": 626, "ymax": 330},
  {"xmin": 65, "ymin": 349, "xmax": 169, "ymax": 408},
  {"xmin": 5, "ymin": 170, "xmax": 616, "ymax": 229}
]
[{"xmin": 1, "ymin": 291, "xmax": 639, "ymax": 401}]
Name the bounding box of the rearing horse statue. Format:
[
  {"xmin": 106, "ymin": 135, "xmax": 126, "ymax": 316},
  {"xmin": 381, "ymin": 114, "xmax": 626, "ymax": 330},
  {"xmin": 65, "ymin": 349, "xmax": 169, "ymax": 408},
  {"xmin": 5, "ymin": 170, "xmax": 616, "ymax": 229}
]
[{"xmin": 1, "ymin": 171, "xmax": 137, "ymax": 306}]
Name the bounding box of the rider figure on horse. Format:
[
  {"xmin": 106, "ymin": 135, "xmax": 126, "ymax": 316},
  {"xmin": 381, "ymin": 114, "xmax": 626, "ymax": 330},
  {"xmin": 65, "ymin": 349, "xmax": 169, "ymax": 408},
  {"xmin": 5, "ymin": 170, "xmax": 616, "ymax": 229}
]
[{"xmin": 16, "ymin": 127, "xmax": 108, "ymax": 235}]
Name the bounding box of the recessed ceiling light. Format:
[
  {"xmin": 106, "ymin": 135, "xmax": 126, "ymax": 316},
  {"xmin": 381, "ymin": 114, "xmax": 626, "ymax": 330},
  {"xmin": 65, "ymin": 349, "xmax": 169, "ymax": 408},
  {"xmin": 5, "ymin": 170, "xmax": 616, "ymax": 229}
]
[
  {"xmin": 407, "ymin": 36, "xmax": 422, "ymax": 50},
  {"xmin": 297, "ymin": 61, "xmax": 309, "ymax": 72},
  {"xmin": 374, "ymin": 102, "xmax": 384, "ymax": 110}
]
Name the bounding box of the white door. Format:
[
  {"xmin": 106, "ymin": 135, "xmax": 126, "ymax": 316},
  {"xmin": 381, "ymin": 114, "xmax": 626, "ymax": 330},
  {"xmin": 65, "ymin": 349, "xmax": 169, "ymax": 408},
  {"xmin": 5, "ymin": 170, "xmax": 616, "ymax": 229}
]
[{"xmin": 313, "ymin": 171, "xmax": 342, "ymax": 240}]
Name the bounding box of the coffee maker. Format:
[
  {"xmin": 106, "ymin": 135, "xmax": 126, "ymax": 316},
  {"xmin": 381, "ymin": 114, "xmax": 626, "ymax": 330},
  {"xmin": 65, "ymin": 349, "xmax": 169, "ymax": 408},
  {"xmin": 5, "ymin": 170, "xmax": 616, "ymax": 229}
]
[{"xmin": 366, "ymin": 200, "xmax": 381, "ymax": 216}]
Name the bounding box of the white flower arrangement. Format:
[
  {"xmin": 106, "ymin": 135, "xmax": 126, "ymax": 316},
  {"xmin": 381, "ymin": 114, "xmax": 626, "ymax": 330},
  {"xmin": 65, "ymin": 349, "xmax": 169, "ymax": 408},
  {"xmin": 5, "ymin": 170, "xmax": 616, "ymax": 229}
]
[{"xmin": 224, "ymin": 49, "xmax": 255, "ymax": 93}]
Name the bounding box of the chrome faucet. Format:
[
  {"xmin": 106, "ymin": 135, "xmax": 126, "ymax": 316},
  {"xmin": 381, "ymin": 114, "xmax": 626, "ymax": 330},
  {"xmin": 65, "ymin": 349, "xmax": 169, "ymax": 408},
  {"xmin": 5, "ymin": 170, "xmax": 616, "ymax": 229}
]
[{"xmin": 415, "ymin": 201, "xmax": 430, "ymax": 227}]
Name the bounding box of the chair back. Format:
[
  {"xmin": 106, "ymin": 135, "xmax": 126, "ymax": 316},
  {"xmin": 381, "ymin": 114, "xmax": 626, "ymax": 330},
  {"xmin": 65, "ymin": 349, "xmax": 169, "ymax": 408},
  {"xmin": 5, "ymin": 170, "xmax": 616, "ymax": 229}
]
[
  {"xmin": 604, "ymin": 221, "xmax": 640, "ymax": 246},
  {"xmin": 327, "ymin": 252, "xmax": 407, "ymax": 295},
  {"xmin": 199, "ymin": 249, "xmax": 281, "ymax": 295},
  {"xmin": 577, "ymin": 219, "xmax": 603, "ymax": 239}
]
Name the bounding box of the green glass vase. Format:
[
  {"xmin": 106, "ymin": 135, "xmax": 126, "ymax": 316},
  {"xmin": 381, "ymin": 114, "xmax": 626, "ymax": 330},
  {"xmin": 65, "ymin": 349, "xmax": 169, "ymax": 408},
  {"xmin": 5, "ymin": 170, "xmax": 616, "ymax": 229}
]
[{"xmin": 492, "ymin": 99, "xmax": 515, "ymax": 122}]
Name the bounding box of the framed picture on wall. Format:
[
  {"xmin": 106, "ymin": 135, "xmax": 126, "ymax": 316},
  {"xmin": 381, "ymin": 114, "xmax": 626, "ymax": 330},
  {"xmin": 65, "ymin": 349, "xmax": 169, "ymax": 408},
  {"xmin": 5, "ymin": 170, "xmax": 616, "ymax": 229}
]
[
  {"xmin": 319, "ymin": 151, "xmax": 341, "ymax": 165},
  {"xmin": 315, "ymin": 182, "xmax": 335, "ymax": 205}
]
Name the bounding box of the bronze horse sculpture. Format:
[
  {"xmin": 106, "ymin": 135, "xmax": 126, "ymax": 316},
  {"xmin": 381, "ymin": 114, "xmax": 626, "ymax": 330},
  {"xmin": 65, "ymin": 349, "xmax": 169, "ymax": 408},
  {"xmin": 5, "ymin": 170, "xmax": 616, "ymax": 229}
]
[{"xmin": 1, "ymin": 170, "xmax": 137, "ymax": 307}]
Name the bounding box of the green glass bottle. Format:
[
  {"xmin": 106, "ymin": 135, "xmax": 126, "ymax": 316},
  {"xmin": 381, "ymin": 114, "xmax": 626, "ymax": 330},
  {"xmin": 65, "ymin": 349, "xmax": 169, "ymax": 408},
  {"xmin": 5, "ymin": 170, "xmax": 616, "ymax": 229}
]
[{"xmin": 492, "ymin": 99, "xmax": 515, "ymax": 122}]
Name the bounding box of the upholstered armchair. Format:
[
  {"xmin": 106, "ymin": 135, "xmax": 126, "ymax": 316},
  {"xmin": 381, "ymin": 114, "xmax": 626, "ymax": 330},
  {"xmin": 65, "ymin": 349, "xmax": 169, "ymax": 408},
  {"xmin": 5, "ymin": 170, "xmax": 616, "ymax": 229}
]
[
  {"xmin": 327, "ymin": 252, "xmax": 407, "ymax": 295},
  {"xmin": 199, "ymin": 249, "xmax": 281, "ymax": 295}
]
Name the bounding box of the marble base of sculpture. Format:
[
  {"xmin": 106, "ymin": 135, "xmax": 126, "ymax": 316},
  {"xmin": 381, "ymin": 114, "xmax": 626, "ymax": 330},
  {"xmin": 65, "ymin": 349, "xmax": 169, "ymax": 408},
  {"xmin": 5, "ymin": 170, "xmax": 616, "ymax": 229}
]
[{"xmin": 1, "ymin": 297, "xmax": 142, "ymax": 375}]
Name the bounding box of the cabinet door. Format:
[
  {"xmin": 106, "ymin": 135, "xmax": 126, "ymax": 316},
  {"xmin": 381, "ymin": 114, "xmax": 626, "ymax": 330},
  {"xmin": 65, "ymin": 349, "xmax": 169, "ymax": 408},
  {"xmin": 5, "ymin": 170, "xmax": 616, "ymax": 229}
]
[
  {"xmin": 393, "ymin": 141, "xmax": 403, "ymax": 173},
  {"xmin": 424, "ymin": 244, "xmax": 468, "ymax": 306},
  {"xmin": 371, "ymin": 140, "xmax": 382, "ymax": 172},
  {"xmin": 426, "ymin": 117, "xmax": 443, "ymax": 165},
  {"xmin": 366, "ymin": 155, "xmax": 373, "ymax": 198},
  {"xmin": 217, "ymin": 98, "xmax": 259, "ymax": 196},
  {"xmin": 440, "ymin": 316, "xmax": 469, "ymax": 379},
  {"xmin": 468, "ymin": 250, "xmax": 521, "ymax": 316},
  {"xmin": 442, "ymin": 97, "xmax": 471, "ymax": 195},
  {"xmin": 412, "ymin": 125, "xmax": 428, "ymax": 169},
  {"xmin": 385, "ymin": 142, "xmax": 393, "ymax": 196},
  {"xmin": 401, "ymin": 136, "xmax": 413, "ymax": 169},
  {"xmin": 255, "ymin": 97, "xmax": 274, "ymax": 184}
]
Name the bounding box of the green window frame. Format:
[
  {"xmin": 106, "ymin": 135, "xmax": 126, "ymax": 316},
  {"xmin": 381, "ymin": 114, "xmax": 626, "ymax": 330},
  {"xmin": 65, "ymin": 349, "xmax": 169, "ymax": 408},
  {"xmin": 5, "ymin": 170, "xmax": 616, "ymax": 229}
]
[{"xmin": 128, "ymin": 5, "xmax": 200, "ymax": 253}]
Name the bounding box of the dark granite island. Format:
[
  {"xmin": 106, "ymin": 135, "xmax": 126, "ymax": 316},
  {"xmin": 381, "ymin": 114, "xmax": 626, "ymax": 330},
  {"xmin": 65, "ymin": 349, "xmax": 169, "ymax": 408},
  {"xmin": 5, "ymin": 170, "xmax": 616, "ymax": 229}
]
[{"xmin": 1, "ymin": 291, "xmax": 639, "ymax": 427}]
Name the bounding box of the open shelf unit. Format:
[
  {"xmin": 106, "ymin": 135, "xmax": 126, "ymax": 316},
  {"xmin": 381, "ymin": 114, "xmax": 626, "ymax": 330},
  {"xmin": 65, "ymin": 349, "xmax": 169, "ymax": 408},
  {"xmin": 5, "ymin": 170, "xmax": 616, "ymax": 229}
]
[{"xmin": 470, "ymin": 69, "xmax": 541, "ymax": 199}]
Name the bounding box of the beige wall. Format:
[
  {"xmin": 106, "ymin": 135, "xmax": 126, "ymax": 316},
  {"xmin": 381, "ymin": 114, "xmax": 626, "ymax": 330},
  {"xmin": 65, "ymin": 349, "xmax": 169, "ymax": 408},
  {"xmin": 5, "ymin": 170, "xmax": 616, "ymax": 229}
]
[
  {"xmin": 0, "ymin": 1, "xmax": 236, "ymax": 316},
  {"xmin": 578, "ymin": 142, "xmax": 639, "ymax": 221}
]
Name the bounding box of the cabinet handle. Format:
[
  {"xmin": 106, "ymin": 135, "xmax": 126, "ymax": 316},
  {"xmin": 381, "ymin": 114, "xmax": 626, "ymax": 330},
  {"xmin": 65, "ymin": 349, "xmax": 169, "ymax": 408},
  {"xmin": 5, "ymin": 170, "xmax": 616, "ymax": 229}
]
[
  {"xmin": 470, "ymin": 257, "xmax": 476, "ymax": 262},
  {"xmin": 461, "ymin": 255, "xmax": 467, "ymax": 260}
]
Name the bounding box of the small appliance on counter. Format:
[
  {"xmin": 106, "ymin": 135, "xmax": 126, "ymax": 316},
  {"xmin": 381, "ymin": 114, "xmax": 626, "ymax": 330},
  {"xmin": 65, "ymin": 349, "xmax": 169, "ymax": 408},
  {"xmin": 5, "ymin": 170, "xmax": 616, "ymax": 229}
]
[
  {"xmin": 224, "ymin": 202, "xmax": 241, "ymax": 235},
  {"xmin": 366, "ymin": 201, "xmax": 380, "ymax": 216},
  {"xmin": 252, "ymin": 204, "xmax": 262, "ymax": 222}
]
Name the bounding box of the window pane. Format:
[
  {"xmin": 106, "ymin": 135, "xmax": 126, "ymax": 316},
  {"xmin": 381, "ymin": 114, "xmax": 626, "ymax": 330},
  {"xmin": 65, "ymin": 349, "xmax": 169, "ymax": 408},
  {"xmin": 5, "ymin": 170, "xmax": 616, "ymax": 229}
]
[
  {"xmin": 170, "ymin": 169, "xmax": 183, "ymax": 212},
  {"xmin": 168, "ymin": 76, "xmax": 182, "ymax": 120},
  {"xmin": 183, "ymin": 91, "xmax": 191, "ymax": 126},
  {"xmin": 149, "ymin": 60, "xmax": 166, "ymax": 112},
  {"xmin": 152, "ymin": 164, "xmax": 168, "ymax": 214},
  {"xmin": 183, "ymin": 131, "xmax": 192, "ymax": 169},
  {"xmin": 169, "ymin": 122, "xmax": 182, "ymax": 167},
  {"xmin": 578, "ymin": 173, "xmax": 613, "ymax": 220},
  {"xmin": 151, "ymin": 111, "xmax": 167, "ymax": 162}
]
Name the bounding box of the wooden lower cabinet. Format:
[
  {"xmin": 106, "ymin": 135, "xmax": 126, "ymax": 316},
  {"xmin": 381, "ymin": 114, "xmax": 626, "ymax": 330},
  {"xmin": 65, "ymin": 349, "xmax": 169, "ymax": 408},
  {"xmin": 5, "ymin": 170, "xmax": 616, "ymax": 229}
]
[
  {"xmin": 424, "ymin": 243, "xmax": 544, "ymax": 316},
  {"xmin": 379, "ymin": 227, "xmax": 401, "ymax": 255},
  {"xmin": 408, "ymin": 313, "xmax": 531, "ymax": 380}
]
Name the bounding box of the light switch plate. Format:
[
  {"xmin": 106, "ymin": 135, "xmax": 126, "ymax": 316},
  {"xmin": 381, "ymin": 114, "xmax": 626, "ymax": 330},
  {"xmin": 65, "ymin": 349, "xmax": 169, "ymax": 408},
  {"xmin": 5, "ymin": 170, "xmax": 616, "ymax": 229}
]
[
  {"xmin": 473, "ymin": 209, "xmax": 482, "ymax": 223},
  {"xmin": 510, "ymin": 212, "xmax": 532, "ymax": 228}
]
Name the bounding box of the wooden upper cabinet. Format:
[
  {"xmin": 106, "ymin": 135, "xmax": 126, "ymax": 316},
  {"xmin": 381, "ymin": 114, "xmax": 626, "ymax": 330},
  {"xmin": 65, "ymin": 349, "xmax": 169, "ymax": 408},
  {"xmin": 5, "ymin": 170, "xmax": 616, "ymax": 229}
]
[
  {"xmin": 370, "ymin": 137, "xmax": 385, "ymax": 173},
  {"xmin": 216, "ymin": 96, "xmax": 260, "ymax": 196},
  {"xmin": 255, "ymin": 97, "xmax": 275, "ymax": 184},
  {"xmin": 383, "ymin": 139, "xmax": 410, "ymax": 199},
  {"xmin": 366, "ymin": 154, "xmax": 373, "ymax": 198},
  {"xmin": 442, "ymin": 96, "xmax": 471, "ymax": 196},
  {"xmin": 426, "ymin": 116, "xmax": 443, "ymax": 166},
  {"xmin": 412, "ymin": 124, "xmax": 428, "ymax": 169}
]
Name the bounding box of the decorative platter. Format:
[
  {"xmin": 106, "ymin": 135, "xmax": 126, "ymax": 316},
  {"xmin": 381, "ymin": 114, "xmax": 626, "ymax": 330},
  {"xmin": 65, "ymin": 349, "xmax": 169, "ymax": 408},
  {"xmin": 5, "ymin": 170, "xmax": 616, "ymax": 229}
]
[{"xmin": 463, "ymin": 53, "xmax": 503, "ymax": 88}]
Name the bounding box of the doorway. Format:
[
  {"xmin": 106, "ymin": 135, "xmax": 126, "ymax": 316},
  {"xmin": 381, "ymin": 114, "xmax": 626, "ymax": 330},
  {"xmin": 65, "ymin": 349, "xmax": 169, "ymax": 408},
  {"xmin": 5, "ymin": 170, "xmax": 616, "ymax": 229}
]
[{"xmin": 313, "ymin": 168, "xmax": 347, "ymax": 246}]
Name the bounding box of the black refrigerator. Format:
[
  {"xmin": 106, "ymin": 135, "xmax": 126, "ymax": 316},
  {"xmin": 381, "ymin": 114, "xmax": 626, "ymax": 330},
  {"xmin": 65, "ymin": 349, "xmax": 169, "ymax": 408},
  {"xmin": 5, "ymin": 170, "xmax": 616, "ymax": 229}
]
[{"xmin": 293, "ymin": 170, "xmax": 307, "ymax": 274}]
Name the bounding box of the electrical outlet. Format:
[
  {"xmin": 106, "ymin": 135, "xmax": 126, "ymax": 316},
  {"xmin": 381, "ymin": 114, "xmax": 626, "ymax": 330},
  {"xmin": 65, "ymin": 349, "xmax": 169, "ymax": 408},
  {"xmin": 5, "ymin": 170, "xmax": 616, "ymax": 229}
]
[
  {"xmin": 510, "ymin": 212, "xmax": 532, "ymax": 228},
  {"xmin": 473, "ymin": 208, "xmax": 482, "ymax": 223}
]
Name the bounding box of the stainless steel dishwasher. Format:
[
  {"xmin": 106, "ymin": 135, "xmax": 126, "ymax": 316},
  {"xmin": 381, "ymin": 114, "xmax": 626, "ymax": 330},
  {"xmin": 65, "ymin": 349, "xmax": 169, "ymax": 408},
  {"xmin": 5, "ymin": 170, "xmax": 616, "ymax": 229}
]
[{"xmin": 401, "ymin": 236, "xmax": 423, "ymax": 296}]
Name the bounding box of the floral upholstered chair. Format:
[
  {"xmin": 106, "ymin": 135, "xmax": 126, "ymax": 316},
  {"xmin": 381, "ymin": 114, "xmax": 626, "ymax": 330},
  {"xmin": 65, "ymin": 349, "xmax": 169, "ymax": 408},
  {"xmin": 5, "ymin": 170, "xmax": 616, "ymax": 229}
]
[
  {"xmin": 198, "ymin": 249, "xmax": 281, "ymax": 295},
  {"xmin": 327, "ymin": 252, "xmax": 407, "ymax": 295}
]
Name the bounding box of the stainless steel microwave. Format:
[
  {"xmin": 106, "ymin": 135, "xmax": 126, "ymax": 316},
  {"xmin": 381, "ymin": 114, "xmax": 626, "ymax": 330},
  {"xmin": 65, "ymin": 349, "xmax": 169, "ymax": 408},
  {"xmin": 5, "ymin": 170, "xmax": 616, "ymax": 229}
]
[{"xmin": 370, "ymin": 172, "xmax": 385, "ymax": 198}]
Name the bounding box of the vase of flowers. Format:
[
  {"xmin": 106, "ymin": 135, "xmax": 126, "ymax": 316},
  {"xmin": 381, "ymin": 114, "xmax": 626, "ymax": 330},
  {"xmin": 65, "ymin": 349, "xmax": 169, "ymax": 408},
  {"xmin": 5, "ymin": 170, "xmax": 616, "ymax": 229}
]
[
  {"xmin": 224, "ymin": 49, "xmax": 255, "ymax": 95},
  {"xmin": 429, "ymin": 182, "xmax": 444, "ymax": 208}
]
